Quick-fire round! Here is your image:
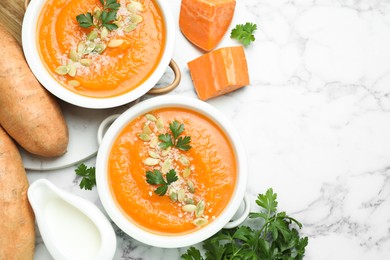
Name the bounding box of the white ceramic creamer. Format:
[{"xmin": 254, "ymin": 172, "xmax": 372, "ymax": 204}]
[{"xmin": 28, "ymin": 179, "xmax": 116, "ymax": 260}]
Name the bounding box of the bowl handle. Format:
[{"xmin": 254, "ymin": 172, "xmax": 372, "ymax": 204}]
[
  {"xmin": 147, "ymin": 59, "xmax": 181, "ymax": 95},
  {"xmin": 97, "ymin": 114, "xmax": 120, "ymax": 145},
  {"xmin": 223, "ymin": 193, "xmax": 251, "ymax": 229}
]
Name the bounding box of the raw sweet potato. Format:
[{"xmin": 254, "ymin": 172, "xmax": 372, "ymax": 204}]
[
  {"xmin": 188, "ymin": 46, "xmax": 250, "ymax": 100},
  {"xmin": 0, "ymin": 126, "xmax": 35, "ymax": 260},
  {"xmin": 179, "ymin": 0, "xmax": 236, "ymax": 51},
  {"xmin": 0, "ymin": 26, "xmax": 68, "ymax": 157}
]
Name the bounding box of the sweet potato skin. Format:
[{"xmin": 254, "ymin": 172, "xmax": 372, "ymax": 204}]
[
  {"xmin": 0, "ymin": 126, "xmax": 35, "ymax": 260},
  {"xmin": 0, "ymin": 26, "xmax": 68, "ymax": 157}
]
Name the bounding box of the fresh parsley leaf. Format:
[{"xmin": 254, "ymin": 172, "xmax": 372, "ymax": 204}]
[
  {"xmin": 176, "ymin": 136, "xmax": 192, "ymax": 151},
  {"xmin": 170, "ymin": 120, "xmax": 185, "ymax": 140},
  {"xmin": 101, "ymin": 10, "xmax": 118, "ymax": 30},
  {"xmin": 145, "ymin": 169, "xmax": 178, "ymax": 196},
  {"xmin": 76, "ymin": 0, "xmax": 120, "ymax": 30},
  {"xmin": 155, "ymin": 185, "xmax": 168, "ymax": 196},
  {"xmin": 181, "ymin": 247, "xmax": 204, "ymax": 260},
  {"xmin": 75, "ymin": 163, "xmax": 96, "ymax": 190},
  {"xmin": 181, "ymin": 188, "xmax": 308, "ymax": 260},
  {"xmin": 146, "ymin": 169, "xmax": 165, "ymax": 185},
  {"xmin": 105, "ymin": 0, "xmax": 121, "ymax": 11},
  {"xmin": 76, "ymin": 13, "xmax": 94, "ymax": 28},
  {"xmin": 230, "ymin": 22, "xmax": 257, "ymax": 46},
  {"xmin": 159, "ymin": 120, "xmax": 191, "ymax": 151},
  {"xmin": 166, "ymin": 169, "xmax": 179, "ymax": 184},
  {"xmin": 158, "ymin": 133, "xmax": 174, "ymax": 149}
]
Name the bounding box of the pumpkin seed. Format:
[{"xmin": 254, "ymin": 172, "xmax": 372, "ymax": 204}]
[
  {"xmin": 193, "ymin": 218, "xmax": 208, "ymax": 227},
  {"xmin": 100, "ymin": 27, "xmax": 109, "ymax": 40},
  {"xmin": 138, "ymin": 133, "xmax": 150, "ymax": 141},
  {"xmin": 114, "ymin": 20, "xmax": 124, "ymax": 28},
  {"xmin": 108, "ymin": 39, "xmax": 124, "ymax": 48},
  {"xmin": 80, "ymin": 58, "xmax": 92, "ymax": 67},
  {"xmin": 84, "ymin": 42, "xmax": 96, "ymax": 54},
  {"xmin": 87, "ymin": 30, "xmax": 98, "ymax": 41},
  {"xmin": 93, "ymin": 7, "xmax": 102, "ymax": 19},
  {"xmin": 187, "ymin": 180, "xmax": 195, "ymax": 193},
  {"xmin": 195, "ymin": 200, "xmax": 205, "ymax": 218},
  {"xmin": 145, "ymin": 114, "xmax": 157, "ymax": 122},
  {"xmin": 182, "ymin": 167, "xmax": 191, "ymax": 178},
  {"xmin": 177, "ymin": 189, "xmax": 185, "ymax": 202},
  {"xmin": 161, "ymin": 146, "xmax": 171, "ymax": 156},
  {"xmin": 156, "ymin": 117, "xmax": 164, "ymax": 131},
  {"xmin": 94, "ymin": 43, "xmax": 106, "ymax": 54},
  {"xmin": 179, "ymin": 155, "xmax": 190, "ymax": 166},
  {"xmin": 69, "ymin": 49, "xmax": 80, "ymax": 62},
  {"xmin": 150, "ymin": 136, "xmax": 158, "ymax": 147},
  {"xmin": 143, "ymin": 123, "xmax": 152, "ymax": 134},
  {"xmin": 77, "ymin": 42, "xmax": 86, "ymax": 55},
  {"xmin": 143, "ymin": 157, "xmax": 159, "ymax": 166},
  {"xmin": 169, "ymin": 188, "xmax": 178, "ymax": 202},
  {"xmin": 67, "ymin": 64, "xmax": 77, "ymax": 77},
  {"xmin": 127, "ymin": 1, "xmax": 143, "ymax": 12},
  {"xmin": 182, "ymin": 204, "xmax": 196, "ymax": 213},
  {"xmin": 68, "ymin": 80, "xmax": 80, "ymax": 87},
  {"xmin": 130, "ymin": 14, "xmax": 143, "ymax": 24},
  {"xmin": 55, "ymin": 66, "xmax": 69, "ymax": 75},
  {"xmin": 184, "ymin": 197, "xmax": 194, "ymax": 205},
  {"xmin": 148, "ymin": 150, "xmax": 160, "ymax": 159},
  {"xmin": 124, "ymin": 23, "xmax": 137, "ymax": 33},
  {"xmin": 161, "ymin": 159, "xmax": 171, "ymax": 174}
]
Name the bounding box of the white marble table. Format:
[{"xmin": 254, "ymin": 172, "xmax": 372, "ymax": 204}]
[{"xmin": 27, "ymin": 0, "xmax": 390, "ymax": 259}]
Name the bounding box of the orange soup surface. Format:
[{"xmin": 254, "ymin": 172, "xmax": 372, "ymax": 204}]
[
  {"xmin": 38, "ymin": 0, "xmax": 165, "ymax": 98},
  {"xmin": 108, "ymin": 108, "xmax": 237, "ymax": 234}
]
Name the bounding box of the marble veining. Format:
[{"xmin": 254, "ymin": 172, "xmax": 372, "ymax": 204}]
[{"xmin": 27, "ymin": 0, "xmax": 390, "ymax": 259}]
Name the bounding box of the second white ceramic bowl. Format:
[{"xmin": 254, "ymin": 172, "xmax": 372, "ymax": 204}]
[{"xmin": 95, "ymin": 96, "xmax": 248, "ymax": 248}]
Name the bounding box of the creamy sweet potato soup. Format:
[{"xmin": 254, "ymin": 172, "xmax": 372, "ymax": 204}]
[
  {"xmin": 38, "ymin": 0, "xmax": 165, "ymax": 98},
  {"xmin": 108, "ymin": 108, "xmax": 236, "ymax": 234}
]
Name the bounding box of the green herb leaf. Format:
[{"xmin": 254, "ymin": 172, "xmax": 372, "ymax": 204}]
[
  {"xmin": 230, "ymin": 22, "xmax": 257, "ymax": 46},
  {"xmin": 181, "ymin": 247, "xmax": 204, "ymax": 260},
  {"xmin": 166, "ymin": 169, "xmax": 179, "ymax": 184},
  {"xmin": 76, "ymin": 12, "xmax": 94, "ymax": 28},
  {"xmin": 158, "ymin": 133, "xmax": 174, "ymax": 149},
  {"xmin": 75, "ymin": 163, "xmax": 96, "ymax": 190},
  {"xmin": 181, "ymin": 188, "xmax": 308, "ymax": 260},
  {"xmin": 176, "ymin": 136, "xmax": 192, "ymax": 151},
  {"xmin": 159, "ymin": 120, "xmax": 191, "ymax": 151},
  {"xmin": 76, "ymin": 0, "xmax": 120, "ymax": 30},
  {"xmin": 145, "ymin": 169, "xmax": 178, "ymax": 196},
  {"xmin": 169, "ymin": 120, "xmax": 185, "ymax": 140},
  {"xmin": 155, "ymin": 185, "xmax": 168, "ymax": 196},
  {"xmin": 146, "ymin": 169, "xmax": 166, "ymax": 185}
]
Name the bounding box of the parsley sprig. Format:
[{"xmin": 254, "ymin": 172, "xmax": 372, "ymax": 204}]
[
  {"xmin": 75, "ymin": 163, "xmax": 96, "ymax": 190},
  {"xmin": 146, "ymin": 169, "xmax": 178, "ymax": 196},
  {"xmin": 76, "ymin": 0, "xmax": 121, "ymax": 31},
  {"xmin": 158, "ymin": 120, "xmax": 192, "ymax": 151},
  {"xmin": 230, "ymin": 22, "xmax": 257, "ymax": 46},
  {"xmin": 182, "ymin": 188, "xmax": 308, "ymax": 260}
]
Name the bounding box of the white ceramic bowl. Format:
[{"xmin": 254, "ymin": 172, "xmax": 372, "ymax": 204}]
[
  {"xmin": 95, "ymin": 96, "xmax": 249, "ymax": 248},
  {"xmin": 21, "ymin": 0, "xmax": 175, "ymax": 109}
]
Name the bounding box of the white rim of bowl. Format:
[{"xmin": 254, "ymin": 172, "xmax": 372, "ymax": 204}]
[
  {"xmin": 21, "ymin": 0, "xmax": 175, "ymax": 109},
  {"xmin": 96, "ymin": 96, "xmax": 247, "ymax": 248}
]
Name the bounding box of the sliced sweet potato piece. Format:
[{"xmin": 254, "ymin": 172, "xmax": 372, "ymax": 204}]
[
  {"xmin": 188, "ymin": 46, "xmax": 249, "ymax": 100},
  {"xmin": 179, "ymin": 0, "xmax": 236, "ymax": 51}
]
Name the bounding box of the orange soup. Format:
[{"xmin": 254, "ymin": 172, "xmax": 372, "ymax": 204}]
[
  {"xmin": 37, "ymin": 0, "xmax": 165, "ymax": 98},
  {"xmin": 108, "ymin": 108, "xmax": 236, "ymax": 234}
]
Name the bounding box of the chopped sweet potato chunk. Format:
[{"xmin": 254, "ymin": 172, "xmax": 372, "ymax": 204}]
[
  {"xmin": 188, "ymin": 46, "xmax": 250, "ymax": 100},
  {"xmin": 179, "ymin": 0, "xmax": 236, "ymax": 51}
]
